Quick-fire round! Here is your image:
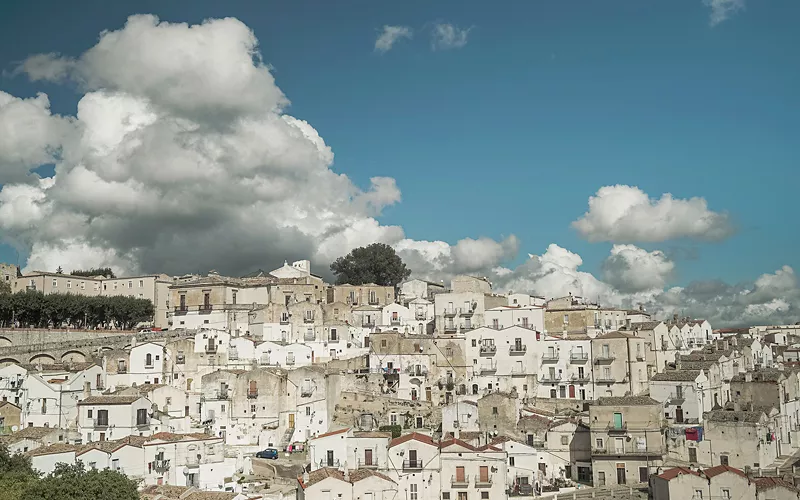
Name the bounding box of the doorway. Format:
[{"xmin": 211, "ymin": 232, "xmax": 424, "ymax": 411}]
[
  {"xmin": 289, "ymin": 413, "xmax": 295, "ymax": 428},
  {"xmin": 616, "ymin": 464, "xmax": 626, "ymax": 484}
]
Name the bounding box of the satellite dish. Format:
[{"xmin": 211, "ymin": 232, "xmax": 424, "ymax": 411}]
[{"xmin": 11, "ymin": 425, "xmax": 18, "ymax": 432}]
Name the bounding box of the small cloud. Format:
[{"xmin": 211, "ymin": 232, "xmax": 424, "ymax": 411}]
[
  {"xmin": 704, "ymin": 0, "xmax": 745, "ymax": 26},
  {"xmin": 431, "ymin": 23, "xmax": 471, "ymax": 51},
  {"xmin": 374, "ymin": 25, "xmax": 413, "ymax": 53},
  {"xmin": 15, "ymin": 52, "xmax": 76, "ymax": 82}
]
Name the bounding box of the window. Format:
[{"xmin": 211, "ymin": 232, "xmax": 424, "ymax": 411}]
[
  {"xmin": 52, "ymin": 279, "xmax": 57, "ymax": 287},
  {"xmin": 139, "ymin": 280, "xmax": 144, "ymax": 288},
  {"xmin": 145, "ymin": 353, "xmax": 153, "ymax": 367},
  {"xmin": 694, "ymin": 490, "xmax": 703, "ymax": 499},
  {"xmin": 410, "ymin": 484, "xmax": 418, "ymax": 500},
  {"xmin": 381, "ymin": 340, "xmax": 387, "ymax": 348},
  {"xmin": 136, "ymin": 408, "xmax": 148, "ymax": 425},
  {"xmin": 87, "ymin": 409, "xmax": 93, "ymax": 419},
  {"xmin": 446, "ymin": 347, "xmax": 453, "ymax": 357},
  {"xmin": 390, "ymin": 413, "xmax": 397, "ymax": 425},
  {"xmin": 65, "ymin": 280, "xmax": 71, "ymax": 288},
  {"xmin": 80, "ymin": 282, "xmax": 85, "ymax": 290},
  {"xmin": 481, "ymin": 493, "xmax": 489, "ymax": 500},
  {"xmin": 721, "ymin": 489, "xmax": 731, "ymax": 499},
  {"xmin": 128, "ymin": 281, "xmax": 133, "ymax": 288},
  {"xmin": 563, "ymin": 314, "xmax": 569, "ymax": 325},
  {"xmin": 442, "ymin": 494, "xmax": 450, "ymax": 500},
  {"xmin": 595, "ymin": 438, "xmax": 604, "ymax": 449},
  {"xmin": 492, "ymin": 407, "xmax": 498, "ymax": 415},
  {"xmin": 232, "ymin": 291, "xmax": 237, "ymax": 304},
  {"xmin": 720, "ymin": 455, "xmax": 729, "ymax": 466},
  {"xmin": 509, "ymin": 456, "xmax": 515, "ymax": 466},
  {"xmin": 97, "ymin": 409, "xmax": 108, "ymax": 426},
  {"xmin": 561, "ymin": 435, "xmax": 569, "ymax": 445},
  {"xmin": 472, "ymin": 339, "xmax": 477, "ymax": 347},
  {"xmin": 306, "ymin": 407, "xmax": 311, "ymax": 416}
]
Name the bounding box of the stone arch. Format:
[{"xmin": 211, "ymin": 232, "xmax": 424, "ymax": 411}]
[
  {"xmin": 61, "ymin": 350, "xmax": 87, "ymax": 363},
  {"xmin": 0, "ymin": 336, "xmax": 12, "ymax": 346},
  {"xmin": 29, "ymin": 353, "xmax": 56, "ymax": 364},
  {"xmin": 0, "ymin": 357, "xmax": 21, "ymax": 367}
]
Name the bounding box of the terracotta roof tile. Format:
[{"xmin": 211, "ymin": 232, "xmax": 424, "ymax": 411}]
[
  {"xmin": 78, "ymin": 395, "xmax": 143, "ymax": 405},
  {"xmin": 312, "ymin": 427, "xmax": 350, "ymax": 440},
  {"xmin": 656, "ymin": 467, "xmax": 702, "ymax": 480},
  {"xmin": 389, "ymin": 432, "xmax": 437, "ymax": 448},
  {"xmin": 703, "ymin": 465, "xmax": 747, "ymax": 478}
]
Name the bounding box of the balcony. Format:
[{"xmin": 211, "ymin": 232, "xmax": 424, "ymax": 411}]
[
  {"xmin": 357, "ymin": 458, "xmax": 378, "ymax": 469},
  {"xmin": 451, "ymin": 475, "xmax": 470, "ymax": 488},
  {"xmin": 303, "ymin": 315, "xmax": 315, "ymax": 324},
  {"xmin": 403, "ymin": 459, "xmax": 423, "ymax": 471},
  {"xmin": 510, "ymin": 344, "xmax": 527, "ymax": 355},
  {"xmin": 174, "ymin": 306, "xmax": 188, "ymax": 316},
  {"xmin": 205, "ymin": 344, "xmax": 217, "ymax": 354},
  {"xmin": 461, "ymin": 308, "xmax": 474, "ymax": 317},
  {"xmin": 443, "ymin": 309, "xmax": 458, "ymax": 317},
  {"xmin": 479, "ymin": 344, "xmax": 497, "ymax": 356},
  {"xmin": 390, "ymin": 318, "xmax": 401, "ymax": 326},
  {"xmin": 595, "ymin": 376, "xmax": 616, "ymax": 384},
  {"xmin": 415, "ymin": 312, "xmax": 427, "ymax": 320},
  {"xmin": 539, "ymin": 374, "xmax": 561, "ymax": 384},
  {"xmin": 286, "ymin": 358, "xmax": 296, "ymax": 365},
  {"xmin": 304, "ymin": 333, "xmax": 316, "ymax": 342},
  {"xmin": 479, "ymin": 363, "xmax": 497, "ymax": 375},
  {"xmin": 461, "ymin": 323, "xmax": 474, "ymax": 332},
  {"xmin": 93, "ymin": 419, "xmax": 109, "ymax": 429},
  {"xmin": 595, "ymin": 354, "xmax": 616, "ymax": 363},
  {"xmin": 606, "ymin": 422, "xmax": 628, "ymax": 434},
  {"xmin": 153, "ymin": 459, "xmax": 171, "ymax": 471},
  {"xmin": 530, "ymin": 440, "xmax": 545, "ymax": 449},
  {"xmin": 137, "ymin": 419, "xmax": 150, "ymax": 429},
  {"xmin": 511, "ymin": 366, "xmax": 528, "ymax": 376},
  {"xmin": 117, "ymin": 366, "xmax": 127, "ymax": 374},
  {"xmin": 247, "ymin": 389, "xmax": 259, "ymax": 399},
  {"xmin": 570, "ymin": 352, "xmax": 589, "ymax": 363},
  {"xmin": 319, "ymin": 459, "xmax": 340, "ymax": 468},
  {"xmin": 541, "ymin": 352, "xmax": 559, "ymax": 363},
  {"xmin": 444, "ymin": 324, "xmax": 457, "ymax": 333},
  {"xmin": 362, "ymin": 320, "xmax": 375, "ymax": 328},
  {"xmin": 406, "ymin": 366, "xmax": 428, "ymax": 377},
  {"xmin": 199, "ymin": 305, "xmax": 213, "ymax": 314},
  {"xmin": 280, "ymin": 316, "xmax": 289, "ymax": 325},
  {"xmin": 666, "ymin": 393, "xmax": 685, "ymax": 405},
  {"xmin": 300, "ymin": 387, "xmax": 314, "ymax": 397},
  {"xmin": 593, "ymin": 444, "xmax": 664, "ymax": 457},
  {"xmin": 475, "ymin": 476, "xmax": 493, "ymax": 488},
  {"xmin": 570, "ymin": 374, "xmax": 590, "ymax": 383},
  {"xmin": 211, "ymin": 390, "xmax": 229, "ymax": 400}
]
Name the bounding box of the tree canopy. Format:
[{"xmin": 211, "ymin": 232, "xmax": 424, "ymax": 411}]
[
  {"xmin": 71, "ymin": 268, "xmax": 116, "ymax": 278},
  {"xmin": 330, "ymin": 243, "xmax": 411, "ymax": 287},
  {"xmin": 0, "ymin": 291, "xmax": 154, "ymax": 329},
  {"xmin": 0, "ymin": 447, "xmax": 139, "ymax": 500},
  {"xmin": 0, "ymin": 280, "xmax": 11, "ymax": 295}
]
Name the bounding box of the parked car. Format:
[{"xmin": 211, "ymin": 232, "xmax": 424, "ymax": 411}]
[{"xmin": 255, "ymin": 448, "xmax": 279, "ymax": 459}]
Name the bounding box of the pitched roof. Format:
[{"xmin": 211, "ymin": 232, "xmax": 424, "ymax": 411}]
[
  {"xmin": 656, "ymin": 467, "xmax": 703, "ymax": 480},
  {"xmin": 146, "ymin": 432, "xmax": 218, "ymax": 443},
  {"xmin": 631, "ymin": 321, "xmax": 663, "ymax": 330},
  {"xmin": 703, "ymin": 465, "xmax": 747, "ymax": 478},
  {"xmin": 705, "ymin": 410, "xmax": 766, "ymax": 423},
  {"xmin": 389, "ymin": 432, "xmax": 437, "ymax": 448},
  {"xmin": 1, "ymin": 426, "xmax": 58, "ymax": 441},
  {"xmin": 596, "ymin": 396, "xmax": 660, "ymax": 406},
  {"xmin": 312, "ymin": 427, "xmax": 350, "ymax": 440},
  {"xmin": 298, "ymin": 468, "xmax": 395, "ymax": 489},
  {"xmin": 26, "ymin": 443, "xmax": 78, "ymax": 457},
  {"xmin": 651, "ymin": 370, "xmax": 703, "ymax": 382},
  {"xmin": 594, "ymin": 331, "xmax": 635, "ymax": 340},
  {"xmin": 0, "ymin": 401, "xmax": 20, "ymax": 411},
  {"xmin": 731, "ymin": 370, "xmax": 783, "ymax": 383},
  {"xmin": 78, "ymin": 395, "xmax": 143, "ymax": 405},
  {"xmin": 754, "ymin": 476, "xmax": 799, "ymax": 492}
]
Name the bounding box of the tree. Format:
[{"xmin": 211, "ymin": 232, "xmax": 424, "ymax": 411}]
[
  {"xmin": 55, "ymin": 267, "xmax": 63, "ymax": 274},
  {"xmin": 330, "ymin": 243, "xmax": 411, "ymax": 287},
  {"xmin": 71, "ymin": 268, "xmax": 116, "ymax": 278},
  {"xmin": 0, "ymin": 280, "xmax": 11, "ymax": 295},
  {"xmin": 19, "ymin": 462, "xmax": 139, "ymax": 500},
  {"xmin": 0, "ymin": 445, "xmax": 38, "ymax": 500}
]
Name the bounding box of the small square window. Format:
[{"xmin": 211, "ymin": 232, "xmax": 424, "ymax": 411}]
[
  {"xmin": 561, "ymin": 435, "xmax": 569, "ymax": 445},
  {"xmin": 481, "ymin": 493, "xmax": 489, "ymax": 500}
]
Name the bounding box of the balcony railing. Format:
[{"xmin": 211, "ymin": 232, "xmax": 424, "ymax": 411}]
[
  {"xmin": 451, "ymin": 475, "xmax": 470, "ymax": 487},
  {"xmin": 511, "ymin": 366, "xmax": 528, "ymax": 376},
  {"xmin": 415, "ymin": 313, "xmax": 427, "ymax": 320},
  {"xmin": 510, "ymin": 344, "xmax": 527, "ymax": 354},
  {"xmin": 530, "ymin": 440, "xmax": 545, "ymax": 449},
  {"xmin": 390, "ymin": 318, "xmax": 401, "ymax": 325},
  {"xmin": 137, "ymin": 419, "xmax": 150, "ymax": 428},
  {"xmin": 443, "ymin": 309, "xmax": 458, "ymax": 317},
  {"xmin": 539, "ymin": 374, "xmax": 562, "ymax": 383},
  {"xmin": 570, "ymin": 374, "xmax": 590, "ymax": 383},
  {"xmin": 247, "ymin": 390, "xmax": 258, "ymax": 399},
  {"xmin": 153, "ymin": 459, "xmax": 170, "ymax": 471},
  {"xmin": 280, "ymin": 318, "xmax": 290, "ymax": 325},
  {"xmin": 403, "ymin": 459, "xmax": 423, "ymax": 471},
  {"xmin": 286, "ymin": 358, "xmax": 296, "ymax": 365},
  {"xmin": 406, "ymin": 366, "xmax": 428, "ymax": 376},
  {"xmin": 319, "ymin": 459, "xmax": 341, "ymax": 468},
  {"xmin": 362, "ymin": 320, "xmax": 375, "ymax": 328},
  {"xmin": 301, "ymin": 387, "xmax": 314, "ymax": 397},
  {"xmin": 357, "ymin": 458, "xmax": 378, "ymax": 469},
  {"xmin": 479, "ymin": 344, "xmax": 497, "ymax": 356},
  {"xmin": 593, "ymin": 445, "xmax": 665, "ymax": 457},
  {"xmin": 444, "ymin": 325, "xmax": 457, "ymax": 333},
  {"xmin": 199, "ymin": 305, "xmax": 213, "ymax": 314},
  {"xmin": 93, "ymin": 419, "xmax": 109, "ymax": 428},
  {"xmin": 304, "ymin": 333, "xmax": 315, "ymax": 342},
  {"xmin": 475, "ymin": 476, "xmax": 493, "ymax": 487},
  {"xmin": 117, "ymin": 366, "xmax": 127, "ymax": 374},
  {"xmin": 461, "ymin": 308, "xmax": 474, "ymax": 317},
  {"xmin": 570, "ymin": 352, "xmax": 589, "ymax": 363},
  {"xmin": 541, "ymin": 352, "xmax": 559, "ymax": 363},
  {"xmin": 595, "ymin": 376, "xmax": 616, "ymax": 384},
  {"xmin": 212, "ymin": 390, "xmax": 230, "ymax": 400},
  {"xmin": 303, "ymin": 315, "xmax": 315, "ymax": 323},
  {"xmin": 205, "ymin": 344, "xmax": 217, "ymax": 353},
  {"xmin": 595, "ymin": 354, "xmax": 616, "ymax": 363},
  {"xmin": 606, "ymin": 422, "xmax": 628, "ymax": 433},
  {"xmin": 174, "ymin": 306, "xmax": 188, "ymax": 315},
  {"xmin": 479, "ymin": 364, "xmax": 497, "ymax": 375}
]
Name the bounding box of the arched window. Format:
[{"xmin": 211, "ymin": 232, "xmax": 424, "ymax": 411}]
[
  {"xmin": 472, "ymin": 384, "xmax": 479, "ymax": 395},
  {"xmin": 145, "ymin": 353, "xmax": 152, "ymax": 366}
]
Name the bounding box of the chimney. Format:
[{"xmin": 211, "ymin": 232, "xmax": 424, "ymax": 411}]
[
  {"xmin": 673, "ymin": 313, "xmax": 679, "ymax": 322},
  {"xmin": 343, "ymin": 468, "xmax": 350, "ymax": 482},
  {"xmin": 625, "ymin": 318, "xmax": 631, "ymax": 330},
  {"xmin": 131, "ymin": 336, "xmax": 138, "ymax": 348},
  {"xmin": 302, "ymin": 470, "xmax": 309, "ymax": 485},
  {"xmin": 83, "ymin": 381, "xmax": 91, "ymax": 398}
]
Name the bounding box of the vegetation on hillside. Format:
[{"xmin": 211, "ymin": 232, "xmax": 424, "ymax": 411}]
[
  {"xmin": 0, "ymin": 292, "xmax": 153, "ymax": 329},
  {"xmin": 330, "ymin": 243, "xmax": 411, "ymax": 287}
]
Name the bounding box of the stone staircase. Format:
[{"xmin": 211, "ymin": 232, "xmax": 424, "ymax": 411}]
[{"xmin": 278, "ymin": 426, "xmax": 295, "ymax": 450}]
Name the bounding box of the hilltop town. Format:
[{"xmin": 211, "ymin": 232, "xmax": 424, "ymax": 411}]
[{"xmin": 1, "ymin": 259, "xmax": 799, "ymax": 500}]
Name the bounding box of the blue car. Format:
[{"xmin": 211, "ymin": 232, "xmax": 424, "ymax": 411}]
[{"xmin": 256, "ymin": 448, "xmax": 279, "ymax": 459}]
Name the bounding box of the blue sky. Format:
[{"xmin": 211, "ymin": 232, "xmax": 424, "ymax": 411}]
[{"xmin": 0, "ymin": 0, "xmax": 798, "ymax": 290}]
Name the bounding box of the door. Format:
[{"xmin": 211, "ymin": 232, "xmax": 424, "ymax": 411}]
[
  {"xmin": 639, "ymin": 467, "xmax": 649, "ymax": 483},
  {"xmin": 289, "ymin": 413, "xmax": 295, "ymax": 428},
  {"xmin": 364, "ymin": 449, "xmax": 373, "ymax": 466},
  {"xmin": 479, "ymin": 466, "xmax": 489, "ymax": 483},
  {"xmin": 569, "ymin": 385, "xmax": 576, "ymax": 398},
  {"xmin": 456, "ymin": 466, "xmax": 465, "ymax": 482},
  {"xmin": 675, "ymin": 407, "xmax": 684, "ymax": 424},
  {"xmin": 613, "ymin": 412, "xmax": 623, "ymax": 429},
  {"xmin": 598, "ymin": 472, "xmax": 606, "ymax": 486},
  {"xmin": 408, "ymin": 449, "xmax": 417, "ymax": 468},
  {"xmin": 616, "ymin": 464, "xmax": 626, "ymax": 485},
  {"xmin": 688, "ymin": 447, "xmax": 697, "ymax": 463},
  {"xmin": 426, "ymin": 388, "xmax": 432, "ymax": 401},
  {"xmin": 327, "ymin": 450, "xmax": 334, "ymax": 467}
]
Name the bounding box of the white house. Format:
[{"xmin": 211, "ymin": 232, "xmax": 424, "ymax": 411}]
[
  {"xmin": 650, "ymin": 370, "xmax": 710, "ymax": 425},
  {"xmin": 536, "ymin": 334, "xmax": 593, "ymax": 401},
  {"xmin": 143, "ymin": 432, "xmax": 233, "ymax": 489},
  {"xmin": 77, "ymin": 394, "xmax": 153, "ymax": 443},
  {"xmin": 442, "ymin": 400, "xmax": 480, "ymax": 434},
  {"xmin": 440, "ymin": 438, "xmax": 508, "ymax": 500},
  {"xmin": 465, "ymin": 326, "xmax": 541, "ymax": 397},
  {"xmin": 129, "ymin": 342, "xmax": 166, "ymax": 386},
  {"xmin": 298, "ymin": 468, "xmax": 398, "ymax": 500},
  {"xmin": 485, "ymin": 305, "xmax": 545, "ymax": 333},
  {"xmin": 387, "ymin": 432, "xmax": 441, "ymax": 498},
  {"xmin": 309, "ymin": 427, "xmax": 351, "ymax": 470}
]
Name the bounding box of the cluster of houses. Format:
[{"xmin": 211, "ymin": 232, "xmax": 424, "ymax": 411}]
[{"xmin": 1, "ymin": 260, "xmax": 800, "ymax": 498}]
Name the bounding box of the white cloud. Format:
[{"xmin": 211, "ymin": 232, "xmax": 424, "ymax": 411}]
[
  {"xmin": 0, "ymin": 92, "xmax": 73, "ymax": 183},
  {"xmin": 704, "ymin": 0, "xmax": 745, "ymax": 26},
  {"xmin": 602, "ymin": 244, "xmax": 675, "ymax": 293},
  {"xmin": 374, "ymin": 25, "xmax": 413, "ymax": 53},
  {"xmin": 431, "ymin": 23, "xmax": 471, "ymax": 50},
  {"xmin": 571, "ymin": 185, "xmax": 735, "ymax": 243}
]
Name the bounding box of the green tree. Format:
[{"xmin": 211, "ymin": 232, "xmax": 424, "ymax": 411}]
[
  {"xmin": 71, "ymin": 268, "xmax": 116, "ymax": 278},
  {"xmin": 0, "ymin": 280, "xmax": 11, "ymax": 295},
  {"xmin": 330, "ymin": 243, "xmax": 411, "ymax": 287},
  {"xmin": 55, "ymin": 266, "xmax": 63, "ymax": 274},
  {"xmin": 19, "ymin": 462, "xmax": 139, "ymax": 500},
  {"xmin": 0, "ymin": 445, "xmax": 38, "ymax": 500}
]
